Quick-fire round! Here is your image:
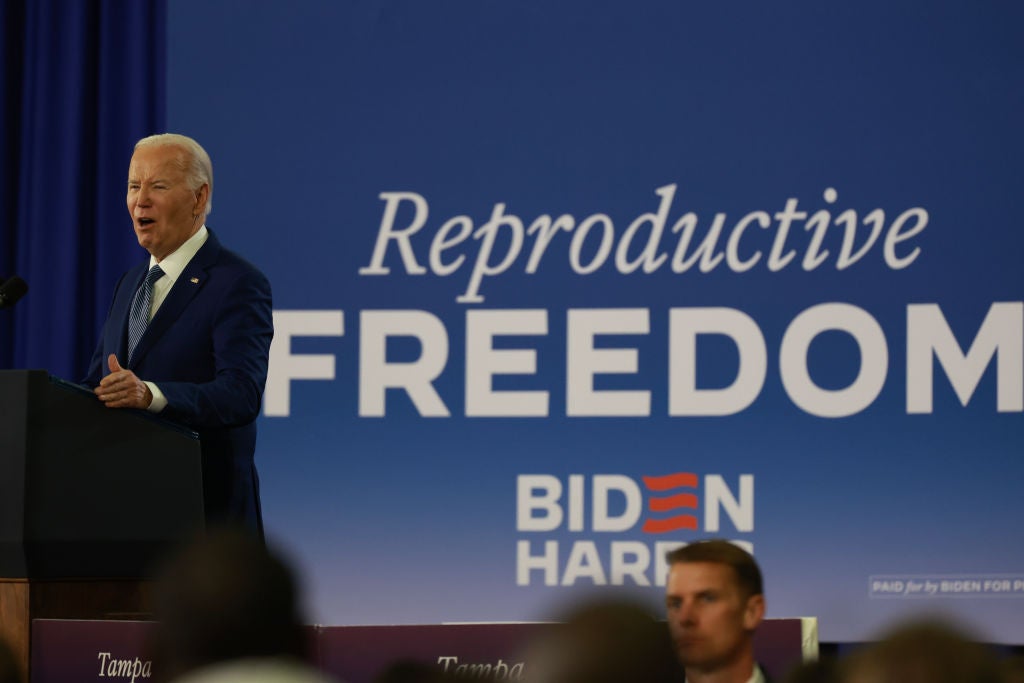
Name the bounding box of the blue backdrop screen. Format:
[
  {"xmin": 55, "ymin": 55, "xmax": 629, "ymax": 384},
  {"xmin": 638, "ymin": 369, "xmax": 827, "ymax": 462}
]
[{"xmin": 168, "ymin": 1, "xmax": 1024, "ymax": 643}]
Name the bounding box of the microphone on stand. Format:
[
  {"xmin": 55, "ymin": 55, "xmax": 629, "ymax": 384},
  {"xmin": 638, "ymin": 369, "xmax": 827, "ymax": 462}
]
[{"xmin": 0, "ymin": 276, "xmax": 28, "ymax": 309}]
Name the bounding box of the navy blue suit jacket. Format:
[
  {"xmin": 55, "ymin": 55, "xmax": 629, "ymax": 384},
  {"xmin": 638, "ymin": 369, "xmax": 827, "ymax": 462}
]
[{"xmin": 84, "ymin": 230, "xmax": 274, "ymax": 533}]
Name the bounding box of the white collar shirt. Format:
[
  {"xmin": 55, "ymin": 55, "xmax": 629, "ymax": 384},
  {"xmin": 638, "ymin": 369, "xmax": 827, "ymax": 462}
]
[
  {"xmin": 141, "ymin": 225, "xmax": 208, "ymax": 414},
  {"xmin": 146, "ymin": 225, "xmax": 209, "ymax": 321},
  {"xmin": 685, "ymin": 664, "xmax": 765, "ymax": 683}
]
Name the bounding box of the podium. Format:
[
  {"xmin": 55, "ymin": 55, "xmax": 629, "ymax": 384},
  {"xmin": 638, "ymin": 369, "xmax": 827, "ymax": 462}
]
[{"xmin": 0, "ymin": 370, "xmax": 204, "ymax": 677}]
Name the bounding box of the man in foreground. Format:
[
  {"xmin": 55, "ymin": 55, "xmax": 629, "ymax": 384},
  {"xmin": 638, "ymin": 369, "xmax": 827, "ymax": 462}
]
[{"xmin": 664, "ymin": 540, "xmax": 767, "ymax": 683}]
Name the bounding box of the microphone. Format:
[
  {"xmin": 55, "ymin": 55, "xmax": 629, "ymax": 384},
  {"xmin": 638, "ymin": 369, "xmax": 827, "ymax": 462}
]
[{"xmin": 0, "ymin": 276, "xmax": 28, "ymax": 309}]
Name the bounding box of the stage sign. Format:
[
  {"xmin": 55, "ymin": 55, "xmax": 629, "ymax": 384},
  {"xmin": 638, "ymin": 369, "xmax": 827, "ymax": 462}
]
[{"xmin": 30, "ymin": 619, "xmax": 810, "ymax": 683}]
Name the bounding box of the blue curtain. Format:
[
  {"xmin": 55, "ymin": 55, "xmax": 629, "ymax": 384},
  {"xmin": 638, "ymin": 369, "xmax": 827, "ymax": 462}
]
[{"xmin": 0, "ymin": 0, "xmax": 165, "ymax": 380}]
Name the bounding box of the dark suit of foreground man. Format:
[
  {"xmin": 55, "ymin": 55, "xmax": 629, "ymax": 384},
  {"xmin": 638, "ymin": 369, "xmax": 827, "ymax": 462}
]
[{"xmin": 84, "ymin": 133, "xmax": 273, "ymax": 535}]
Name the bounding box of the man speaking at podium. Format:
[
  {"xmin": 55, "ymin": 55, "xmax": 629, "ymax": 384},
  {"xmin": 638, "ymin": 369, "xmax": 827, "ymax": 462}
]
[{"xmin": 83, "ymin": 133, "xmax": 274, "ymax": 537}]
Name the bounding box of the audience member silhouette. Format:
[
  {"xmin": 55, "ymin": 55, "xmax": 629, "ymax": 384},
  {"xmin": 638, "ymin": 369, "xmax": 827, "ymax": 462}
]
[
  {"xmin": 783, "ymin": 657, "xmax": 839, "ymax": 683},
  {"xmin": 1000, "ymin": 655, "xmax": 1024, "ymax": 683},
  {"xmin": 147, "ymin": 528, "xmax": 334, "ymax": 683},
  {"xmin": 523, "ymin": 598, "xmax": 683, "ymax": 683},
  {"xmin": 839, "ymin": 619, "xmax": 1003, "ymax": 683}
]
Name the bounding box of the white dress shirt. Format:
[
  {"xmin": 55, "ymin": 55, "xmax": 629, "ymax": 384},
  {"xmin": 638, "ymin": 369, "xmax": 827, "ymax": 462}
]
[
  {"xmin": 143, "ymin": 225, "xmax": 209, "ymax": 412},
  {"xmin": 685, "ymin": 664, "xmax": 765, "ymax": 683}
]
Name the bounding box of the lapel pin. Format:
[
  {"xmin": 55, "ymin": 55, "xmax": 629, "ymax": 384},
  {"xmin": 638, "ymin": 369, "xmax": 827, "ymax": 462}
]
[{"xmin": 190, "ymin": 277, "xmax": 200, "ymax": 284}]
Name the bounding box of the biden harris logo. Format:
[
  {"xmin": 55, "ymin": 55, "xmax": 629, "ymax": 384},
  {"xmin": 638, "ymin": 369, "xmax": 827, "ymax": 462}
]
[{"xmin": 515, "ymin": 473, "xmax": 754, "ymax": 587}]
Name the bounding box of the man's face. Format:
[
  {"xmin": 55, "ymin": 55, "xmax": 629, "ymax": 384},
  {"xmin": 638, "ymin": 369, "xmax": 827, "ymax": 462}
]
[
  {"xmin": 126, "ymin": 145, "xmax": 206, "ymax": 261},
  {"xmin": 665, "ymin": 561, "xmax": 764, "ymax": 674}
]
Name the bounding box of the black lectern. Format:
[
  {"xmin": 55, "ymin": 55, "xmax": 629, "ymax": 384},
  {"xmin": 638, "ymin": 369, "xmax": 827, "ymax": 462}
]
[{"xmin": 0, "ymin": 370, "xmax": 204, "ymax": 675}]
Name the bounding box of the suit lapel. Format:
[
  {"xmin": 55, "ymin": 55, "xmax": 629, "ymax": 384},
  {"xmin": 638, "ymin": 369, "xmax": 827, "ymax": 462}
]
[{"xmin": 127, "ymin": 232, "xmax": 223, "ymax": 368}]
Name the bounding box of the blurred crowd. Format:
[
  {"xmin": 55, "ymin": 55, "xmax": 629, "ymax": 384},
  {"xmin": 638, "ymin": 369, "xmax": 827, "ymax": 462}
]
[{"xmin": 1, "ymin": 534, "xmax": 1021, "ymax": 683}]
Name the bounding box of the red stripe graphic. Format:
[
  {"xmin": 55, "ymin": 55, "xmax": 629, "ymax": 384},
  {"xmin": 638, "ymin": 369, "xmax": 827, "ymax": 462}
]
[
  {"xmin": 643, "ymin": 473, "xmax": 700, "ymax": 534},
  {"xmin": 643, "ymin": 473, "xmax": 698, "ymax": 491},
  {"xmin": 648, "ymin": 493, "xmax": 698, "ymax": 512},
  {"xmin": 643, "ymin": 516, "xmax": 699, "ymax": 533}
]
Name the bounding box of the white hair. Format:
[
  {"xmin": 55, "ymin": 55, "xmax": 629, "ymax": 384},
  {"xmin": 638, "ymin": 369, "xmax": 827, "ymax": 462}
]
[{"xmin": 135, "ymin": 133, "xmax": 214, "ymax": 218}]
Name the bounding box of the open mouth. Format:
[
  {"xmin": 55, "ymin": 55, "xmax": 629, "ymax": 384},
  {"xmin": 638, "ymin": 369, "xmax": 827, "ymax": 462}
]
[{"xmin": 137, "ymin": 218, "xmax": 156, "ymax": 227}]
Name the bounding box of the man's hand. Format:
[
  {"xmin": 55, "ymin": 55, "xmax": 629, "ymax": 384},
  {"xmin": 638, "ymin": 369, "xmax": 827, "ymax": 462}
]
[{"xmin": 95, "ymin": 354, "xmax": 153, "ymax": 409}]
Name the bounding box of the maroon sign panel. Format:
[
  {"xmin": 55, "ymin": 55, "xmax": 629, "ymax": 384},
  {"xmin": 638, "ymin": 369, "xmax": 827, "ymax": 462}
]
[
  {"xmin": 320, "ymin": 621, "xmax": 806, "ymax": 682},
  {"xmin": 31, "ymin": 619, "xmax": 808, "ymax": 683},
  {"xmin": 31, "ymin": 620, "xmax": 153, "ymax": 683}
]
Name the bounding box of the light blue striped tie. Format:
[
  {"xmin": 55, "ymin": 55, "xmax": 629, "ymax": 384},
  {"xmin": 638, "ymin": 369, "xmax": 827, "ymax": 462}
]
[{"xmin": 127, "ymin": 265, "xmax": 164, "ymax": 364}]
